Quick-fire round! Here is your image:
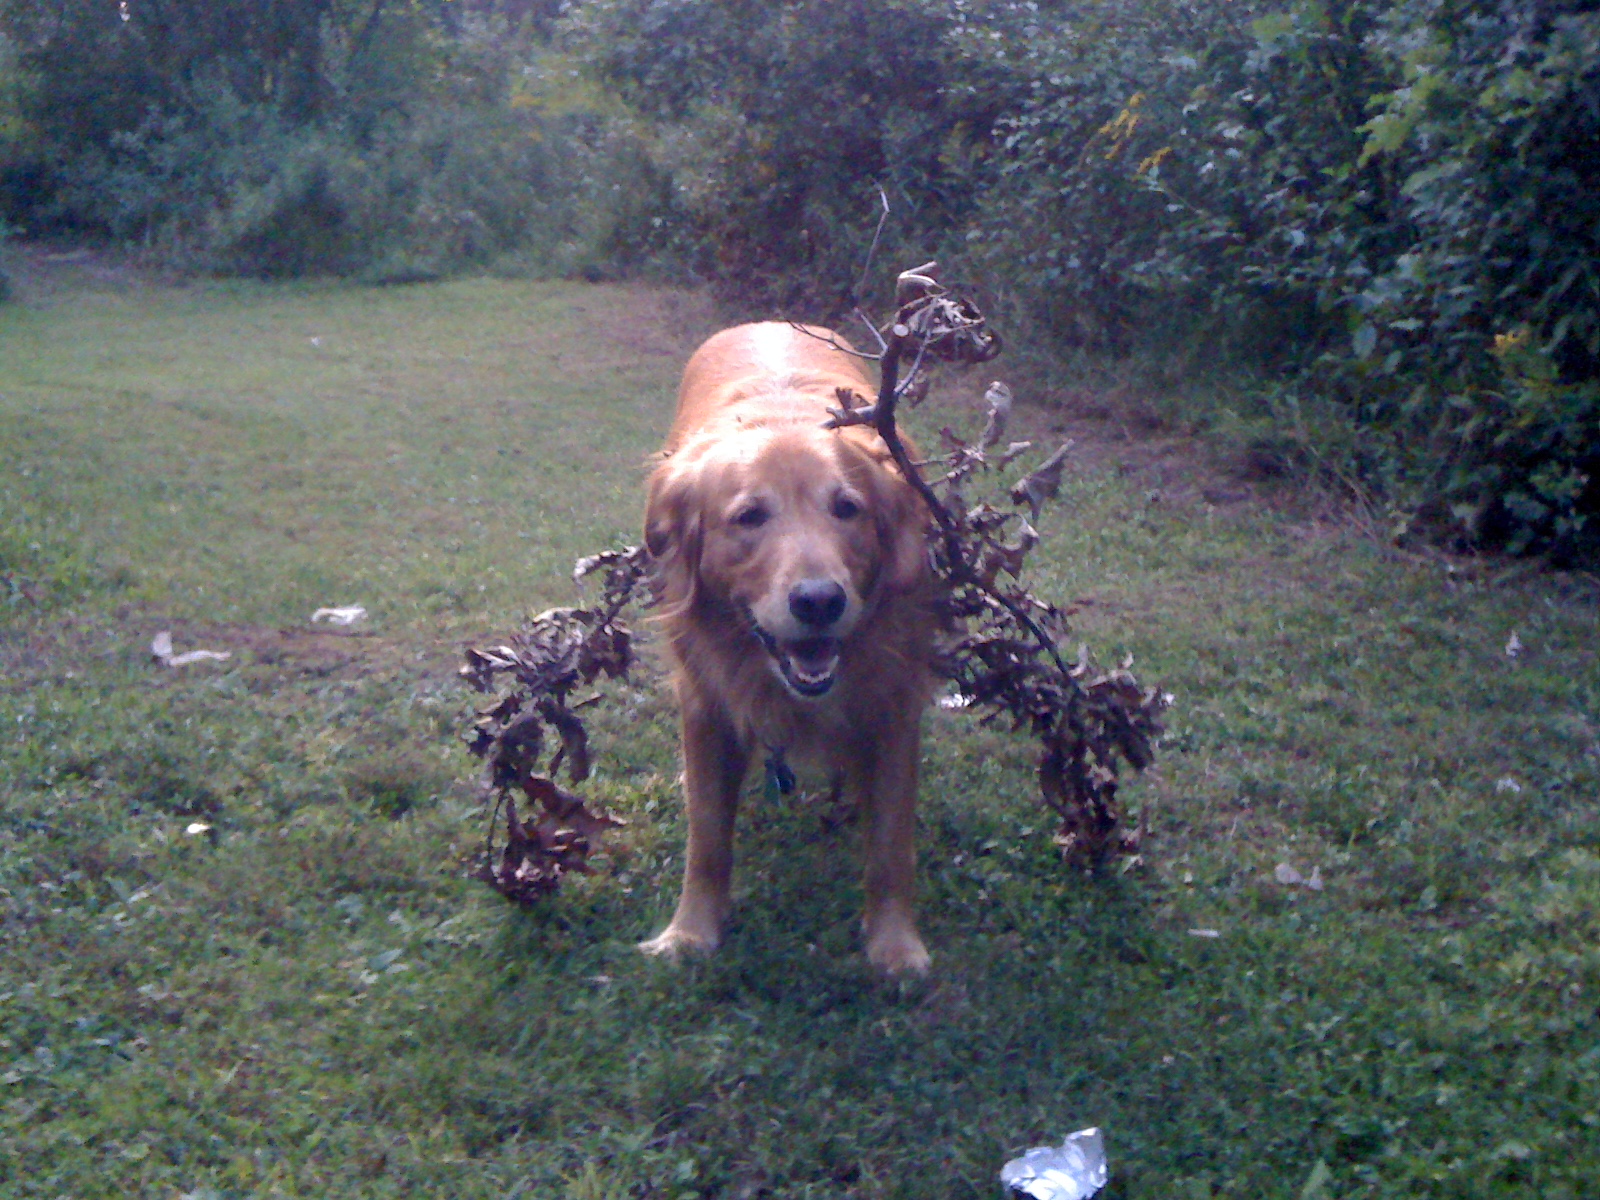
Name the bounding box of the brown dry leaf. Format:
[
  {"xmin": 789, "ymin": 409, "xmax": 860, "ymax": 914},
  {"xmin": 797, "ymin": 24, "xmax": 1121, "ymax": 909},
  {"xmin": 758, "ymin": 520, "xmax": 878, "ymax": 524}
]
[
  {"xmin": 540, "ymin": 700, "xmax": 591, "ymax": 783},
  {"xmin": 523, "ymin": 775, "xmax": 626, "ymax": 841},
  {"xmin": 979, "ymin": 519, "xmax": 1038, "ymax": 583},
  {"xmin": 979, "ymin": 381, "xmax": 1013, "ymax": 449},
  {"xmin": 474, "ymin": 794, "xmax": 576, "ymax": 902},
  {"xmin": 1009, "ymin": 442, "xmax": 1074, "ymax": 522},
  {"xmin": 492, "ymin": 709, "xmax": 544, "ymax": 785},
  {"xmin": 460, "ymin": 545, "xmax": 649, "ymax": 902},
  {"xmin": 995, "ymin": 440, "xmax": 1034, "ymax": 469},
  {"xmin": 473, "ymin": 773, "xmax": 628, "ymax": 906}
]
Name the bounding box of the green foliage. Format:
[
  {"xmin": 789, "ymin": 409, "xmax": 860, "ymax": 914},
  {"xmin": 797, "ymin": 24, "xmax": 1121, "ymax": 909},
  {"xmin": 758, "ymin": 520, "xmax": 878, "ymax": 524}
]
[
  {"xmin": 0, "ymin": 1, "xmax": 657, "ymax": 280},
  {"xmin": 553, "ymin": 0, "xmax": 1600, "ymax": 558},
  {"xmin": 559, "ymin": 0, "xmax": 989, "ymax": 313},
  {"xmin": 1348, "ymin": 1, "xmax": 1600, "ymax": 554},
  {"xmin": 3, "ymin": 0, "xmax": 1597, "ymax": 555},
  {"xmin": 926, "ymin": 0, "xmax": 1599, "ymax": 555}
]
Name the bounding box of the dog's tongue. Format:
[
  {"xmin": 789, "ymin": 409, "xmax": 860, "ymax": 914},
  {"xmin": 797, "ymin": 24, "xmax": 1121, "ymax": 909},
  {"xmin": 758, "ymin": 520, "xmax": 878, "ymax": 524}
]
[{"xmin": 782, "ymin": 637, "xmax": 840, "ymax": 696}]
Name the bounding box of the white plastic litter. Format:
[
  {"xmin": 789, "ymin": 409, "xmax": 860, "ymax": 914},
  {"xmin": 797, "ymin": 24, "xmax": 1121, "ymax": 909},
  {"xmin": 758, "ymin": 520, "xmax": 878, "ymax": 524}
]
[
  {"xmin": 150, "ymin": 631, "xmax": 232, "ymax": 667},
  {"xmin": 1274, "ymin": 863, "xmax": 1324, "ymax": 891},
  {"xmin": 1000, "ymin": 1128, "xmax": 1108, "ymax": 1200},
  {"xmin": 311, "ymin": 605, "xmax": 367, "ymax": 625}
]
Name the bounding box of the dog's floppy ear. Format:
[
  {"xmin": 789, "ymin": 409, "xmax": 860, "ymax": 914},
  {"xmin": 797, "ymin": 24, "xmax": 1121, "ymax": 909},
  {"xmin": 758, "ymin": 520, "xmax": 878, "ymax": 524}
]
[
  {"xmin": 875, "ymin": 469, "xmax": 932, "ymax": 596},
  {"xmin": 644, "ymin": 459, "xmax": 702, "ymax": 610}
]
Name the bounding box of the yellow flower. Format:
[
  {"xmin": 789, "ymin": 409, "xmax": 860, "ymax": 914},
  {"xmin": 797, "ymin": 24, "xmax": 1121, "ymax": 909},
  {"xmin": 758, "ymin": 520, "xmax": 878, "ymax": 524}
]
[
  {"xmin": 1136, "ymin": 147, "xmax": 1173, "ymax": 177},
  {"xmin": 1491, "ymin": 328, "xmax": 1530, "ymax": 356}
]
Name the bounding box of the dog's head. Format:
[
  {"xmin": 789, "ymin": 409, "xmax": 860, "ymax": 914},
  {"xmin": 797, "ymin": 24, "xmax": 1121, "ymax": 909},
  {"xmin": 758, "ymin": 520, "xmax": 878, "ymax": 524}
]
[{"xmin": 645, "ymin": 424, "xmax": 927, "ymax": 699}]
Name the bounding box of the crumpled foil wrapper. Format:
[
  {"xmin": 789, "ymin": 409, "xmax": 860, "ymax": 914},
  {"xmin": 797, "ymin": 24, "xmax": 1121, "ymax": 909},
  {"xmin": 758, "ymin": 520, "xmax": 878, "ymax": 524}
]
[{"xmin": 999, "ymin": 1127, "xmax": 1108, "ymax": 1200}]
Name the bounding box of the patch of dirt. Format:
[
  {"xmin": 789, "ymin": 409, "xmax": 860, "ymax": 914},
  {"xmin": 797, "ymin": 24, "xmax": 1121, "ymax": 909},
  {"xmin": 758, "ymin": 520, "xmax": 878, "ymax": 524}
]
[
  {"xmin": 0, "ymin": 607, "xmax": 464, "ymax": 694},
  {"xmin": 194, "ymin": 624, "xmax": 395, "ymax": 678},
  {"xmin": 557, "ymin": 283, "xmax": 722, "ymax": 368},
  {"xmin": 2, "ymin": 242, "xmax": 188, "ymax": 307},
  {"xmin": 911, "ymin": 367, "xmax": 1281, "ymax": 522}
]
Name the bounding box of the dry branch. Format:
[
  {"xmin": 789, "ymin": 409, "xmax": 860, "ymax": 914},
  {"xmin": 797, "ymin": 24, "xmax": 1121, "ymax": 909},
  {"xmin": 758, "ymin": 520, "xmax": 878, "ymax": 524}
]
[
  {"xmin": 822, "ymin": 262, "xmax": 1169, "ymax": 866},
  {"xmin": 458, "ymin": 548, "xmax": 649, "ymax": 903},
  {"xmin": 459, "ymin": 264, "xmax": 1169, "ymax": 903}
]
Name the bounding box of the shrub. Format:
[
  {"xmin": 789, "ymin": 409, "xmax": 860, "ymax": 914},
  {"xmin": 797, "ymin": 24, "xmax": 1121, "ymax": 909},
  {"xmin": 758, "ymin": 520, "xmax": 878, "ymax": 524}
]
[
  {"xmin": 554, "ymin": 0, "xmax": 1598, "ymax": 556},
  {"xmin": 0, "ymin": 2, "xmax": 607, "ymax": 279},
  {"xmin": 559, "ymin": 0, "xmax": 988, "ymax": 313},
  {"xmin": 1346, "ymin": 0, "xmax": 1600, "ymax": 554},
  {"xmin": 5, "ymin": 0, "xmax": 1595, "ymax": 555}
]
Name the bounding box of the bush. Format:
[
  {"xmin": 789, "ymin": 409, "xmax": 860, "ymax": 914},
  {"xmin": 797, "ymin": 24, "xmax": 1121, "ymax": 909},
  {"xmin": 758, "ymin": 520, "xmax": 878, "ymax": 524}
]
[
  {"xmin": 1346, "ymin": 0, "xmax": 1600, "ymax": 554},
  {"xmin": 559, "ymin": 0, "xmax": 988, "ymax": 314},
  {"xmin": 5, "ymin": 0, "xmax": 1595, "ymax": 556},
  {"xmin": 0, "ymin": 2, "xmax": 631, "ymax": 280},
  {"xmin": 555, "ymin": 0, "xmax": 1599, "ymax": 557}
]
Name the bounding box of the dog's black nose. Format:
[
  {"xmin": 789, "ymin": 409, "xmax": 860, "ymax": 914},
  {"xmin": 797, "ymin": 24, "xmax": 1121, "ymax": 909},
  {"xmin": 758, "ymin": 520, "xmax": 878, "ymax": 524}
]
[{"xmin": 788, "ymin": 578, "xmax": 847, "ymax": 627}]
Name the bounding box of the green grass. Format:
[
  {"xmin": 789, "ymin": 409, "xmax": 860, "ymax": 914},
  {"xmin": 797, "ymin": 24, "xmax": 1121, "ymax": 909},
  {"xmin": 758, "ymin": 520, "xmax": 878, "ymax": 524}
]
[{"xmin": 1, "ymin": 268, "xmax": 1597, "ymax": 1198}]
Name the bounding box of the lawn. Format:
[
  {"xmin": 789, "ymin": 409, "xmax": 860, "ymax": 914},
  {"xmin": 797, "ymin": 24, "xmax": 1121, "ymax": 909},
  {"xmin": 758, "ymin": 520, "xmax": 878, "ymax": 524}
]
[{"xmin": 1, "ymin": 258, "xmax": 1597, "ymax": 1198}]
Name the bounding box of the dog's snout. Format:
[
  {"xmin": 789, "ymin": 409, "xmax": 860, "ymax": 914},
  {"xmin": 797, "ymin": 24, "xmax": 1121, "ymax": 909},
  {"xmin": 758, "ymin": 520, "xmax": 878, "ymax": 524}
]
[{"xmin": 788, "ymin": 578, "xmax": 847, "ymax": 628}]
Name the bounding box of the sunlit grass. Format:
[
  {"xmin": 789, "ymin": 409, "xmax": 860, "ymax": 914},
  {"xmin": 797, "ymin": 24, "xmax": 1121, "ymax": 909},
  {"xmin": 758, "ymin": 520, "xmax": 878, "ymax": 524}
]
[{"xmin": 1, "ymin": 270, "xmax": 1596, "ymax": 1198}]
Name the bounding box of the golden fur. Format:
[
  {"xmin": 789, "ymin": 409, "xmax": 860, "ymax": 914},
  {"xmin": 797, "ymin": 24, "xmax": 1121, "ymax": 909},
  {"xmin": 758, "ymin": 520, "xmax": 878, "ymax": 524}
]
[{"xmin": 638, "ymin": 322, "xmax": 937, "ymax": 974}]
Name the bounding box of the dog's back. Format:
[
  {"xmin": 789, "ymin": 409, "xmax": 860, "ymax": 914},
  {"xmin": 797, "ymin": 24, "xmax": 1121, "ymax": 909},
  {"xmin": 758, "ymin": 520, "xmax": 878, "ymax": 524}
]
[{"xmin": 665, "ymin": 323, "xmax": 871, "ymax": 452}]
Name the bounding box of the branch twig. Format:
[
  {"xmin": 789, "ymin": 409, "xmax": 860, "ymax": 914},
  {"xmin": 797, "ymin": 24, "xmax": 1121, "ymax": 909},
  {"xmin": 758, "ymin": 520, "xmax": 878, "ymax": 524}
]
[
  {"xmin": 787, "ymin": 321, "xmax": 885, "ymax": 362},
  {"xmin": 824, "ymin": 262, "xmax": 1165, "ymax": 866},
  {"xmin": 461, "ymin": 258, "xmax": 1167, "ymax": 894},
  {"xmin": 457, "ymin": 548, "xmax": 649, "ymax": 902},
  {"xmin": 851, "ymin": 184, "xmax": 892, "ymax": 307}
]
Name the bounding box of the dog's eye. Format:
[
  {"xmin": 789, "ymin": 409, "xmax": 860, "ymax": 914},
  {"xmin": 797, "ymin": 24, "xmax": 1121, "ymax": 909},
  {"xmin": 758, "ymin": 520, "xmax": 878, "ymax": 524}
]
[
  {"xmin": 733, "ymin": 504, "xmax": 769, "ymax": 529},
  {"xmin": 831, "ymin": 494, "xmax": 862, "ymax": 520}
]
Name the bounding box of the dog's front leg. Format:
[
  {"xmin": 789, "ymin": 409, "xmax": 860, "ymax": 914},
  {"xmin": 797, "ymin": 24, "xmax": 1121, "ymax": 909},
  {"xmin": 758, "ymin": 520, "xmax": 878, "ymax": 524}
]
[
  {"xmin": 857, "ymin": 720, "xmax": 931, "ymax": 976},
  {"xmin": 639, "ymin": 694, "xmax": 748, "ymax": 960}
]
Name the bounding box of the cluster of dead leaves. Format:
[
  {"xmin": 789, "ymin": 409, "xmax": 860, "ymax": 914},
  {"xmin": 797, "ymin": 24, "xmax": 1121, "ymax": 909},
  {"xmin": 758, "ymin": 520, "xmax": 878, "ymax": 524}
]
[
  {"xmin": 459, "ymin": 265, "xmax": 1169, "ymax": 902},
  {"xmin": 846, "ymin": 265, "xmax": 1171, "ymax": 866},
  {"xmin": 458, "ymin": 548, "xmax": 651, "ymax": 903},
  {"xmin": 929, "ymin": 413, "xmax": 1170, "ymax": 863}
]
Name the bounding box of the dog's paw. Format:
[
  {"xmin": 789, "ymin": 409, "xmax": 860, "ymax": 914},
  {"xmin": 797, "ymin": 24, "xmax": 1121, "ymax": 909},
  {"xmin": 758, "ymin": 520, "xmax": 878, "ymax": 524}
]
[
  {"xmin": 865, "ymin": 925, "xmax": 931, "ymax": 976},
  {"xmin": 637, "ymin": 923, "xmax": 719, "ymax": 961}
]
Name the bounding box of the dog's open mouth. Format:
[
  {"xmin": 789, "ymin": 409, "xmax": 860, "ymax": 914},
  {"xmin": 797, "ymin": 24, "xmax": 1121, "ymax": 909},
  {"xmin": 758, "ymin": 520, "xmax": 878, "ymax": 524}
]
[{"xmin": 754, "ymin": 628, "xmax": 840, "ymax": 698}]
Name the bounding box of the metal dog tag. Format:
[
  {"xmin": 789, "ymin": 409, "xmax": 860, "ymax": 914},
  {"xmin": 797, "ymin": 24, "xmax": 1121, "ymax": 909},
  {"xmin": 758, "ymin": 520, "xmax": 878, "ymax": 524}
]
[{"xmin": 763, "ymin": 749, "xmax": 796, "ymax": 797}]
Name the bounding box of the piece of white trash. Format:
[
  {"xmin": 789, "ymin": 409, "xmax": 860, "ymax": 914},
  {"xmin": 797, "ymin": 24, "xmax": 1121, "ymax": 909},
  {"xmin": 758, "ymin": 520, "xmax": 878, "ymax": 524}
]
[
  {"xmin": 150, "ymin": 631, "xmax": 231, "ymax": 667},
  {"xmin": 1275, "ymin": 863, "xmax": 1325, "ymax": 891},
  {"xmin": 1000, "ymin": 1128, "xmax": 1108, "ymax": 1200},
  {"xmin": 312, "ymin": 605, "xmax": 367, "ymax": 625}
]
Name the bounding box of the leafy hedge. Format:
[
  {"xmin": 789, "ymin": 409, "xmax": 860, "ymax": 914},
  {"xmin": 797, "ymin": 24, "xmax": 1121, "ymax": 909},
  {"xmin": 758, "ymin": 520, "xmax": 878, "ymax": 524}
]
[
  {"xmin": 3, "ymin": 0, "xmax": 1596, "ymax": 556},
  {"xmin": 0, "ymin": 0, "xmax": 657, "ymax": 281},
  {"xmin": 560, "ymin": 0, "xmax": 1600, "ymax": 558}
]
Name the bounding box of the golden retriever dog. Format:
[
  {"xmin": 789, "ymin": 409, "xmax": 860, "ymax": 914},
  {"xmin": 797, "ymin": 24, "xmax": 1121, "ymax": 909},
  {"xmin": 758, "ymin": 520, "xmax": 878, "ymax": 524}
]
[{"xmin": 638, "ymin": 322, "xmax": 937, "ymax": 974}]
